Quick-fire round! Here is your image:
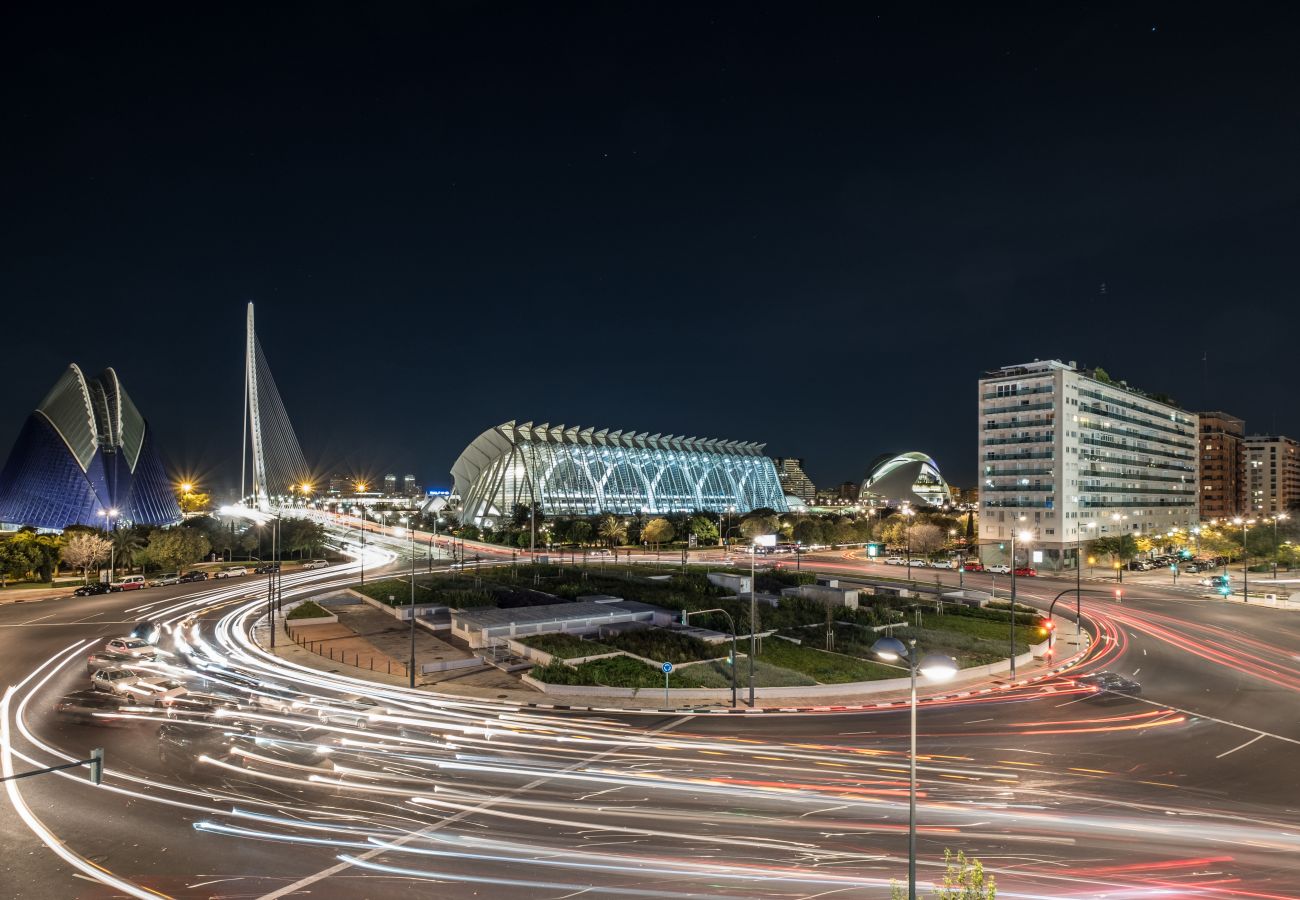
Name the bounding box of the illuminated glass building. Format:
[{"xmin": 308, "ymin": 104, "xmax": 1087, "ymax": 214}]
[
  {"xmin": 860, "ymin": 451, "xmax": 954, "ymax": 508},
  {"xmin": 0, "ymin": 365, "xmax": 181, "ymax": 531},
  {"xmin": 452, "ymin": 420, "xmax": 789, "ymax": 525}
]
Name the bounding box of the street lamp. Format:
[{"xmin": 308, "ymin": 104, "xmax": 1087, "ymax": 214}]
[
  {"xmin": 901, "ymin": 505, "xmax": 916, "ymax": 582},
  {"xmin": 1233, "ymin": 517, "xmax": 1256, "ymax": 602},
  {"xmin": 98, "ymin": 508, "xmax": 120, "ymax": 579},
  {"xmin": 401, "ymin": 515, "xmax": 417, "ymax": 688},
  {"xmin": 1273, "ymin": 513, "xmax": 1289, "ymax": 578},
  {"xmin": 871, "ymin": 636, "xmax": 957, "ymax": 900},
  {"xmin": 1076, "ymin": 521, "xmax": 1094, "ymax": 644},
  {"xmin": 1009, "ymin": 528, "xmax": 1033, "ymax": 679}
]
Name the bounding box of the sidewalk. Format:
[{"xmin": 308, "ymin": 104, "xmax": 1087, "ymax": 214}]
[{"xmin": 0, "ymin": 585, "xmax": 73, "ymax": 607}]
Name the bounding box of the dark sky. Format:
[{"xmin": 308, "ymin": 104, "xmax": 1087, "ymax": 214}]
[{"xmin": 3, "ymin": 4, "xmax": 1298, "ymax": 498}]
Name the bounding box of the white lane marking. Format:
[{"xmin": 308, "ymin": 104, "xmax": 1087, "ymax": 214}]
[
  {"xmin": 1131, "ymin": 668, "xmax": 1141, "ymax": 676},
  {"xmin": 964, "ymin": 718, "xmax": 994, "ymax": 724},
  {"xmin": 257, "ymin": 714, "xmax": 696, "ymax": 899},
  {"xmin": 17, "ymin": 612, "xmax": 59, "ymax": 625},
  {"xmin": 1216, "ymin": 734, "xmax": 1266, "ymax": 759}
]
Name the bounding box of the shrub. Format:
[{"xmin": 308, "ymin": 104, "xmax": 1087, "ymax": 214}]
[
  {"xmin": 518, "ymin": 633, "xmax": 614, "ymax": 659},
  {"xmin": 287, "ymin": 600, "xmax": 330, "ymax": 620},
  {"xmin": 602, "ymin": 629, "xmax": 723, "ymax": 664}
]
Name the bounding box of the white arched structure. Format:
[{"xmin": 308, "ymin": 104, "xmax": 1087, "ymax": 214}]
[
  {"xmin": 451, "ymin": 420, "xmax": 788, "ymax": 525},
  {"xmin": 860, "ymin": 451, "xmax": 953, "ymax": 508}
]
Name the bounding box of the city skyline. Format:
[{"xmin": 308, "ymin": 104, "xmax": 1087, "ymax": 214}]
[{"xmin": 4, "ymin": 7, "xmax": 1299, "ymax": 494}]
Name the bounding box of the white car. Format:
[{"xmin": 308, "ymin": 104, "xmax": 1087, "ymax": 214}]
[
  {"xmin": 92, "ymin": 667, "xmax": 186, "ymax": 703},
  {"xmin": 106, "ymin": 637, "xmax": 157, "ymax": 659},
  {"xmin": 986, "ymin": 564, "xmax": 1011, "ymax": 575},
  {"xmin": 302, "ymin": 559, "xmax": 330, "ymax": 570},
  {"xmin": 908, "ymin": 559, "xmax": 929, "ymax": 568},
  {"xmin": 929, "ymin": 559, "xmax": 957, "ymax": 569},
  {"xmin": 214, "ymin": 566, "xmax": 248, "ymax": 579},
  {"xmin": 883, "ymin": 556, "xmax": 906, "ymax": 566}
]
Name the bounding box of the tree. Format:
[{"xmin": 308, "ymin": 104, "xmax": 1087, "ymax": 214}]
[
  {"xmin": 891, "ymin": 850, "xmax": 996, "ymax": 899},
  {"xmin": 0, "ymin": 539, "xmax": 36, "ymax": 586},
  {"xmin": 689, "ymin": 516, "xmax": 719, "ymax": 545},
  {"xmin": 112, "ymin": 527, "xmax": 147, "ymax": 573},
  {"xmin": 908, "ymin": 523, "xmax": 945, "ymax": 556},
  {"xmin": 9, "ymin": 532, "xmax": 63, "ymax": 582},
  {"xmin": 179, "ymin": 491, "xmax": 211, "ymax": 514},
  {"xmin": 642, "ymin": 518, "xmax": 675, "ymax": 549},
  {"xmin": 569, "ymin": 520, "xmax": 593, "ymax": 545},
  {"xmin": 965, "ymin": 512, "xmax": 975, "ymax": 542},
  {"xmin": 146, "ymin": 528, "xmax": 211, "ymax": 572},
  {"xmin": 61, "ymin": 532, "xmax": 112, "ymax": 583},
  {"xmin": 598, "ymin": 515, "xmax": 628, "ymax": 548},
  {"xmin": 740, "ymin": 515, "xmax": 779, "ymax": 540},
  {"xmin": 832, "ymin": 521, "xmax": 858, "ymax": 545},
  {"xmin": 793, "ymin": 519, "xmax": 823, "ymax": 546},
  {"xmin": 458, "ymin": 524, "xmax": 481, "ymax": 542}
]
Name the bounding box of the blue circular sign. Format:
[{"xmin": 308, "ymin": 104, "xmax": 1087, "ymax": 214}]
[{"xmin": 661, "ymin": 661, "xmax": 674, "ymax": 674}]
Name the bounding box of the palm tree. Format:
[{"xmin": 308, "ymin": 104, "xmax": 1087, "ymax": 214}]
[
  {"xmin": 598, "ymin": 515, "xmax": 628, "ymax": 548},
  {"xmin": 112, "ymin": 527, "xmax": 147, "ymax": 575}
]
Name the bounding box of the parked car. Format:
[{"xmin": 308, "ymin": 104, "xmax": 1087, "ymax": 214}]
[
  {"xmin": 1182, "ymin": 564, "xmax": 1202, "ymax": 574},
  {"xmin": 963, "ymin": 561, "xmax": 985, "ymax": 572},
  {"xmin": 254, "ymin": 563, "xmax": 280, "ymax": 574},
  {"xmin": 986, "ymin": 564, "xmax": 1011, "ymax": 575},
  {"xmin": 109, "ymin": 575, "xmax": 147, "ymax": 592},
  {"xmin": 178, "ymin": 571, "xmax": 209, "ymax": 583},
  {"xmin": 302, "ymin": 559, "xmax": 330, "ymax": 570},
  {"xmin": 150, "ymin": 573, "xmax": 181, "ymax": 586},
  {"xmin": 1075, "ymin": 671, "xmax": 1142, "ymax": 697},
  {"xmin": 214, "ymin": 566, "xmax": 248, "ymax": 579},
  {"xmin": 1013, "ymin": 566, "xmax": 1038, "ymax": 577},
  {"xmin": 883, "ymin": 556, "xmax": 906, "ymax": 566},
  {"xmin": 930, "ymin": 559, "xmax": 957, "ymax": 569},
  {"xmin": 73, "ymin": 582, "xmax": 112, "ymax": 597},
  {"xmin": 908, "ymin": 559, "xmax": 929, "ymax": 568}
]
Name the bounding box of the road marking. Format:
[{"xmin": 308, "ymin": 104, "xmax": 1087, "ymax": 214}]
[
  {"xmin": 1216, "ymin": 734, "xmax": 1266, "ymax": 759},
  {"xmin": 17, "ymin": 612, "xmax": 59, "ymax": 625},
  {"xmin": 964, "ymin": 718, "xmax": 993, "ymax": 724},
  {"xmin": 257, "ymin": 713, "xmax": 695, "ymax": 899}
]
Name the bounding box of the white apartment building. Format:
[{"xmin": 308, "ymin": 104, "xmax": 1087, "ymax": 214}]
[
  {"xmin": 1243, "ymin": 435, "xmax": 1300, "ymax": 515},
  {"xmin": 978, "ymin": 360, "xmax": 1199, "ymax": 571}
]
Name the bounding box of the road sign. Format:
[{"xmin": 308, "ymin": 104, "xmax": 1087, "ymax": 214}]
[{"xmin": 661, "ymin": 661, "xmax": 673, "ymax": 674}]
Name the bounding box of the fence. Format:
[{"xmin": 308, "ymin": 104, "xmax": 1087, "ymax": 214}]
[{"xmin": 285, "ymin": 623, "xmax": 409, "ymax": 679}]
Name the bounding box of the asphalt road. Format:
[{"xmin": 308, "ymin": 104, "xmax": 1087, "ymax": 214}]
[{"xmin": 2, "ymin": 550, "xmax": 1299, "ymax": 899}]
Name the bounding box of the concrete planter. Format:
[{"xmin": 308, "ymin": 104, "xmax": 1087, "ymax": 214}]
[
  {"xmin": 347, "ymin": 588, "xmax": 447, "ymax": 621},
  {"xmin": 282, "ymin": 599, "xmax": 338, "ymax": 627}
]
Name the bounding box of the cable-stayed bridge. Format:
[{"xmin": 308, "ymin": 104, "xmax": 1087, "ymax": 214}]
[{"xmin": 241, "ymin": 302, "xmax": 310, "ymax": 511}]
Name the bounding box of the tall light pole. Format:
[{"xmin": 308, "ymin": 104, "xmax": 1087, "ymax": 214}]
[
  {"xmin": 1076, "ymin": 521, "xmax": 1094, "ymax": 644},
  {"xmin": 402, "ymin": 516, "xmax": 416, "ymax": 688},
  {"xmin": 748, "ymin": 533, "xmax": 775, "ymax": 707},
  {"xmin": 871, "ymin": 637, "xmax": 957, "ymax": 900},
  {"xmin": 901, "ymin": 505, "xmax": 915, "ymax": 582},
  {"xmin": 1234, "ymin": 516, "xmax": 1256, "ymax": 601},
  {"xmin": 1009, "ymin": 527, "xmax": 1032, "ymax": 679},
  {"xmin": 98, "ymin": 509, "xmax": 120, "ymax": 579},
  {"xmin": 1273, "ymin": 513, "xmax": 1289, "ymax": 578}
]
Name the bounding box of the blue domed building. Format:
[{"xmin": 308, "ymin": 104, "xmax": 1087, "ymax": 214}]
[{"xmin": 0, "ymin": 365, "xmax": 180, "ymax": 531}]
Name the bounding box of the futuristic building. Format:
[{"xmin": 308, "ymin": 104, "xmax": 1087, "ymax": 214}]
[
  {"xmin": 452, "ymin": 420, "xmax": 789, "ymax": 525},
  {"xmin": 0, "ymin": 365, "xmax": 181, "ymax": 531},
  {"xmin": 859, "ymin": 451, "xmax": 953, "ymax": 508}
]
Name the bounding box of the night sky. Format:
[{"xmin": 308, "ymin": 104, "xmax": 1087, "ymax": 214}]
[{"xmin": 4, "ymin": 5, "xmax": 1298, "ymax": 498}]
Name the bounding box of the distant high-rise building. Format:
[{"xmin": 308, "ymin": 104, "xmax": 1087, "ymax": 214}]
[
  {"xmin": 328, "ymin": 473, "xmax": 351, "ymax": 495},
  {"xmin": 977, "ymin": 359, "xmax": 1199, "ymax": 571},
  {"xmin": 772, "ymin": 457, "xmax": 817, "ymax": 503},
  {"xmin": 1198, "ymin": 412, "xmax": 1245, "ymax": 519},
  {"xmin": 383, "ymin": 474, "xmax": 398, "ymax": 495},
  {"xmin": 1244, "ymin": 435, "xmax": 1300, "ymax": 515},
  {"xmin": 403, "ymin": 474, "xmax": 417, "ymax": 496},
  {"xmin": 837, "ymin": 480, "xmax": 860, "ymax": 501}
]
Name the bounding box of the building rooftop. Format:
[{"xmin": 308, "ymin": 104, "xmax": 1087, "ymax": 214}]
[{"xmin": 983, "ymin": 358, "xmax": 1190, "ymax": 413}]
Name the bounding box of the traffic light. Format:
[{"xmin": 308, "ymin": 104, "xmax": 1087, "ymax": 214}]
[
  {"xmin": 1170, "ymin": 564, "xmax": 1178, "ymax": 573},
  {"xmin": 1180, "ymin": 549, "xmax": 1192, "ymax": 559}
]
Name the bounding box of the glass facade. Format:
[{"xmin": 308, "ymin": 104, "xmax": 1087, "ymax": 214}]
[
  {"xmin": 859, "ymin": 451, "xmax": 954, "ymax": 507},
  {"xmin": 452, "ymin": 421, "xmax": 789, "ymax": 525},
  {"xmin": 0, "ymin": 365, "xmax": 181, "ymax": 531}
]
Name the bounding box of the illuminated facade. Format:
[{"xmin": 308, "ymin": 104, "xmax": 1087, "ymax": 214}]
[
  {"xmin": 859, "ymin": 452, "xmax": 954, "ymax": 508},
  {"xmin": 0, "ymin": 365, "xmax": 180, "ymax": 531},
  {"xmin": 452, "ymin": 420, "xmax": 788, "ymax": 525}
]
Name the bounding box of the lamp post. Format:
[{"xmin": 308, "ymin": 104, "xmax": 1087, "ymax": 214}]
[
  {"xmin": 98, "ymin": 509, "xmax": 120, "ymax": 580},
  {"xmin": 1009, "ymin": 528, "xmax": 1032, "ymax": 679},
  {"xmin": 902, "ymin": 505, "xmax": 916, "ymax": 582},
  {"xmin": 402, "ymin": 516, "xmax": 417, "ymax": 688},
  {"xmin": 1076, "ymin": 522, "xmax": 1094, "ymax": 644},
  {"xmin": 1234, "ymin": 517, "xmax": 1256, "ymax": 602},
  {"xmin": 870, "ymin": 637, "xmax": 957, "ymax": 900},
  {"xmin": 685, "ymin": 608, "xmax": 737, "ymax": 707},
  {"xmin": 1273, "ymin": 513, "xmax": 1289, "ymax": 578},
  {"xmin": 1191, "ymin": 525, "xmax": 1201, "ymax": 561}
]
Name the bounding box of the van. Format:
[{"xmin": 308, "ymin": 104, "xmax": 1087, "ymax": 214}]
[
  {"xmin": 214, "ymin": 566, "xmax": 248, "ymax": 579},
  {"xmin": 109, "ymin": 575, "xmax": 147, "ymax": 592}
]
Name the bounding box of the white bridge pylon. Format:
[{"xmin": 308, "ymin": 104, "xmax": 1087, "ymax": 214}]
[{"xmin": 241, "ymin": 302, "xmax": 310, "ymax": 511}]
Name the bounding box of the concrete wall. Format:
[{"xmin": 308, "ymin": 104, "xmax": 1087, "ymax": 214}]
[
  {"xmin": 708, "ymin": 572, "xmax": 751, "ymax": 595},
  {"xmin": 780, "ymin": 584, "xmax": 860, "ymax": 609}
]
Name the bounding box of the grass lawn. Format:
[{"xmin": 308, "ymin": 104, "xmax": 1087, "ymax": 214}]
[
  {"xmin": 601, "ymin": 629, "xmax": 724, "ymax": 664},
  {"xmin": 755, "ymin": 638, "xmax": 900, "ymax": 683},
  {"xmin": 518, "ymin": 633, "xmax": 615, "ymax": 659},
  {"xmin": 287, "ymin": 600, "xmax": 330, "ymax": 620}
]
